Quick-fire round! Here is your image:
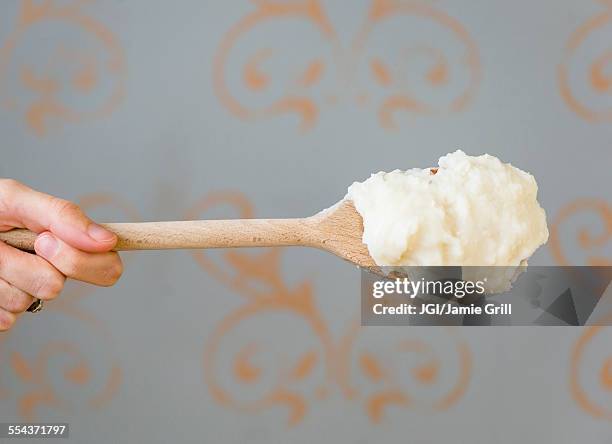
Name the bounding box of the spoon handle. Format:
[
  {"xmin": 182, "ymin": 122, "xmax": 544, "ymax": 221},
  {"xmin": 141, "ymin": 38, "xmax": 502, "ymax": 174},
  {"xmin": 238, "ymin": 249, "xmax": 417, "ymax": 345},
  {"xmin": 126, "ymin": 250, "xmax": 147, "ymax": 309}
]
[{"xmin": 0, "ymin": 219, "xmax": 315, "ymax": 252}]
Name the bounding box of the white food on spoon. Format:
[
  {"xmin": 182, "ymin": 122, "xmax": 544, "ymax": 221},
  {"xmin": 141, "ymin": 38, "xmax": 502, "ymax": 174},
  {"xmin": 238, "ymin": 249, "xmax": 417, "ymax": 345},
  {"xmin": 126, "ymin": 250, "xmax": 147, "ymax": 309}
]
[{"xmin": 347, "ymin": 150, "xmax": 549, "ymax": 269}]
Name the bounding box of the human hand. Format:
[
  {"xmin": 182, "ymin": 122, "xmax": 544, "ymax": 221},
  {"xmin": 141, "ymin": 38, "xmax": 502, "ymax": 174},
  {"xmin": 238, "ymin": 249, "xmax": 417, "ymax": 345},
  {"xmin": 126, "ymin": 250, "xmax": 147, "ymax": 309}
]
[{"xmin": 0, "ymin": 179, "xmax": 123, "ymax": 331}]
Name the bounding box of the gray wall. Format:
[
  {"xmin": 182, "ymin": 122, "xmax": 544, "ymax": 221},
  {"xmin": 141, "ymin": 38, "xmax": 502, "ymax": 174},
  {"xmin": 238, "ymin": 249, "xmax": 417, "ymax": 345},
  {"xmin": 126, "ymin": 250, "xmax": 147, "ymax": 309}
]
[{"xmin": 0, "ymin": 0, "xmax": 611, "ymax": 442}]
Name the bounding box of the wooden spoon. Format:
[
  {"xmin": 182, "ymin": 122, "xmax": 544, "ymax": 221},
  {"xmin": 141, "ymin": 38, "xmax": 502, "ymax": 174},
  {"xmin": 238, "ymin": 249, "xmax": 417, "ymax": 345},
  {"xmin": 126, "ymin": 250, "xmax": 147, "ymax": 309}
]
[{"xmin": 0, "ymin": 200, "xmax": 377, "ymax": 268}]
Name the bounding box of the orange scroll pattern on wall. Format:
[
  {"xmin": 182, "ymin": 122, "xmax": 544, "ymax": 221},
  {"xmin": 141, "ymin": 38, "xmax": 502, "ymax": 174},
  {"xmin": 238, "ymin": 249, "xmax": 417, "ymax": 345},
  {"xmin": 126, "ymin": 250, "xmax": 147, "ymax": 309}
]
[
  {"xmin": 0, "ymin": 193, "xmax": 138, "ymax": 421},
  {"xmin": 550, "ymin": 199, "xmax": 612, "ymax": 267},
  {"xmin": 571, "ymin": 314, "xmax": 612, "ymax": 421},
  {"xmin": 187, "ymin": 191, "xmax": 472, "ymax": 426},
  {"xmin": 559, "ymin": 0, "xmax": 612, "ymax": 122},
  {"xmin": 214, "ymin": 0, "xmax": 481, "ymax": 131},
  {"xmin": 552, "ymin": 199, "xmax": 612, "ymax": 420},
  {"xmin": 0, "ymin": 0, "xmax": 126, "ymax": 136}
]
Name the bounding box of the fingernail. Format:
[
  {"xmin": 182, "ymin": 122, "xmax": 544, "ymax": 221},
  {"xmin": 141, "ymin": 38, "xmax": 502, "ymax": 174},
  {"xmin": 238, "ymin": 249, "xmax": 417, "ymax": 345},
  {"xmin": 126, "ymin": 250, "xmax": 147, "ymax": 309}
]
[
  {"xmin": 87, "ymin": 223, "xmax": 116, "ymax": 243},
  {"xmin": 35, "ymin": 233, "xmax": 59, "ymax": 258}
]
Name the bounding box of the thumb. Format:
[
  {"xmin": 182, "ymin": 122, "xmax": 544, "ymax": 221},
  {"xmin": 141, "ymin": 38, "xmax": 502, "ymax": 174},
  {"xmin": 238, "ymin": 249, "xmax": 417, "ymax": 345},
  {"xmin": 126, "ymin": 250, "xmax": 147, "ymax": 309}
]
[{"xmin": 0, "ymin": 179, "xmax": 116, "ymax": 253}]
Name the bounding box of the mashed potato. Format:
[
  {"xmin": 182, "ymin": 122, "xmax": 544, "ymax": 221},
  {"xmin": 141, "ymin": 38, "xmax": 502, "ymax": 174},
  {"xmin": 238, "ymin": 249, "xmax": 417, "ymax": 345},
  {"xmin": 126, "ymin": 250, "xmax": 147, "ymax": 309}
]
[{"xmin": 347, "ymin": 150, "xmax": 549, "ymax": 267}]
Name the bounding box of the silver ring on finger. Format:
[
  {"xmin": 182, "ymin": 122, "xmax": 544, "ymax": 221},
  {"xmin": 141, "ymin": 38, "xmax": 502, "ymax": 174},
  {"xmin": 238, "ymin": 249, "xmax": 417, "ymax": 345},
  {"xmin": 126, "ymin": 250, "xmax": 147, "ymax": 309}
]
[{"xmin": 27, "ymin": 298, "xmax": 44, "ymax": 313}]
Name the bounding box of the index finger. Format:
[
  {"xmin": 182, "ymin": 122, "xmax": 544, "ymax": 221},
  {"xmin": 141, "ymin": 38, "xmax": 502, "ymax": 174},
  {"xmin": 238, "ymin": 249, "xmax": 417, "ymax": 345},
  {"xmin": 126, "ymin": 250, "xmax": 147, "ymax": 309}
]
[{"xmin": 0, "ymin": 179, "xmax": 116, "ymax": 253}]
